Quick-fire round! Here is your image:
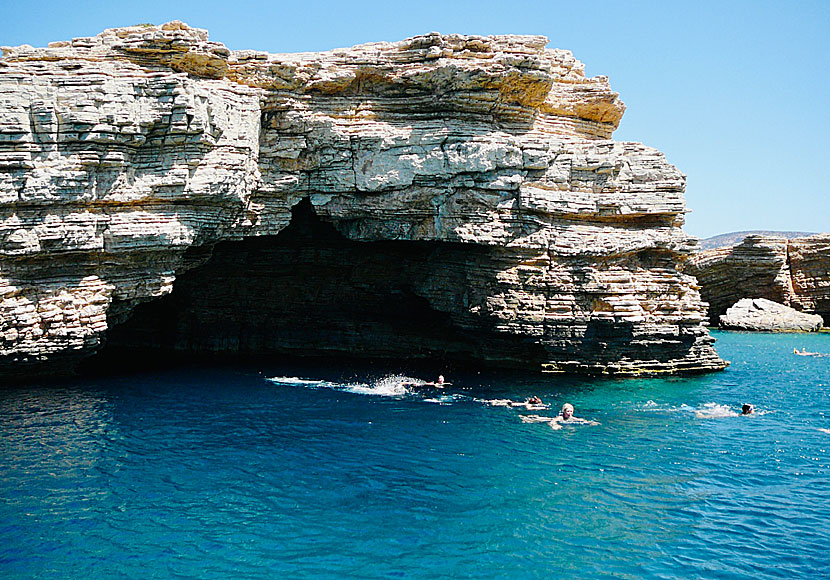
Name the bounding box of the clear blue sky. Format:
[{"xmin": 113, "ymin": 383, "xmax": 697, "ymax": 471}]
[{"xmin": 3, "ymin": 0, "xmax": 828, "ymax": 238}]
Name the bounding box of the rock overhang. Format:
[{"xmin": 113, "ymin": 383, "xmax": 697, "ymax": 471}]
[{"xmin": 0, "ymin": 22, "xmax": 726, "ymax": 379}]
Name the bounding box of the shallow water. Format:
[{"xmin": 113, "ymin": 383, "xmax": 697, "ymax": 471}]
[{"xmin": 1, "ymin": 331, "xmax": 829, "ymax": 579}]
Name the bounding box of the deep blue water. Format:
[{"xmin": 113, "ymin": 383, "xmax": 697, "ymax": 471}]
[{"xmin": 1, "ymin": 331, "xmax": 829, "ymax": 579}]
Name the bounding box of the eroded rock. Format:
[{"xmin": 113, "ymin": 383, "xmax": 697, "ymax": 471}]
[
  {"xmin": 0, "ymin": 22, "xmax": 726, "ymax": 378},
  {"xmin": 687, "ymin": 234, "xmax": 830, "ymax": 326}
]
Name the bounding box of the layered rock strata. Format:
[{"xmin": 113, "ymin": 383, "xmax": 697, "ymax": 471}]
[
  {"xmin": 687, "ymin": 234, "xmax": 830, "ymax": 325},
  {"xmin": 0, "ymin": 22, "xmax": 726, "ymax": 378},
  {"xmin": 719, "ymin": 298, "xmax": 823, "ymax": 332}
]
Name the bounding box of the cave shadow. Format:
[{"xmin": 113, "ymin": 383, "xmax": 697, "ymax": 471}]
[{"xmin": 88, "ymin": 197, "xmax": 549, "ymax": 378}]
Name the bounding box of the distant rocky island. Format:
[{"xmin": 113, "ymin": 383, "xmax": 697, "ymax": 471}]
[
  {"xmin": 687, "ymin": 234, "xmax": 829, "ymax": 329},
  {"xmin": 0, "ymin": 22, "xmax": 731, "ymax": 378},
  {"xmin": 697, "ymin": 231, "xmax": 818, "ymax": 251}
]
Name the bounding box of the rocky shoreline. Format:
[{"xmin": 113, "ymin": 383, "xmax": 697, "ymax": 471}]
[{"xmin": 687, "ymin": 234, "xmax": 829, "ymax": 330}]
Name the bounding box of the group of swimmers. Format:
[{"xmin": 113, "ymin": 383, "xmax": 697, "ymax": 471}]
[
  {"xmin": 404, "ymin": 377, "xmax": 595, "ymax": 431},
  {"xmin": 482, "ymin": 396, "xmax": 599, "ymax": 430},
  {"xmin": 404, "ymin": 376, "xmax": 826, "ymax": 431}
]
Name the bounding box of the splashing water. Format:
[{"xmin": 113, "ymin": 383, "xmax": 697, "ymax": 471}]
[
  {"xmin": 268, "ymin": 374, "xmax": 417, "ymax": 397},
  {"xmin": 693, "ymin": 402, "xmax": 740, "ymax": 419}
]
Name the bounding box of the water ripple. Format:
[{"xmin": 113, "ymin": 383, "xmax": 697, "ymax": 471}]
[{"xmin": 2, "ymin": 334, "xmax": 830, "ymax": 578}]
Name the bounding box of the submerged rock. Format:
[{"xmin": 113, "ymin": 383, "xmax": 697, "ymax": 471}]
[
  {"xmin": 719, "ymin": 298, "xmax": 823, "ymax": 332},
  {"xmin": 0, "ymin": 22, "xmax": 726, "ymax": 378}
]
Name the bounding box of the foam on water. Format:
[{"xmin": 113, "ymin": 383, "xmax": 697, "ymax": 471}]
[
  {"xmin": 641, "ymin": 399, "xmax": 771, "ymax": 418},
  {"xmin": 268, "ymin": 374, "xmax": 419, "ymax": 398},
  {"xmin": 693, "ymin": 402, "xmax": 739, "ymax": 419},
  {"xmin": 423, "ymin": 394, "xmax": 466, "ymax": 404},
  {"xmin": 267, "ymin": 376, "xmax": 337, "ymax": 388}
]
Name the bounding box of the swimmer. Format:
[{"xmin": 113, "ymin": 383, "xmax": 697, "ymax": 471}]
[
  {"xmin": 518, "ymin": 414, "xmax": 565, "ymax": 429},
  {"xmin": 483, "ymin": 396, "xmax": 547, "ymax": 410},
  {"xmin": 520, "ymin": 404, "xmax": 598, "ymax": 431},
  {"xmin": 548, "ymin": 403, "xmax": 599, "ymax": 429},
  {"xmin": 402, "ymin": 375, "xmax": 451, "ymax": 389},
  {"xmin": 484, "ymin": 398, "xmax": 514, "ymax": 407},
  {"xmin": 794, "ymin": 348, "xmax": 818, "ymax": 356},
  {"xmin": 520, "ymin": 414, "xmax": 555, "ymax": 423},
  {"xmin": 741, "ymin": 403, "xmax": 755, "ymax": 415},
  {"xmin": 425, "ymin": 375, "xmax": 450, "ymax": 388},
  {"xmin": 819, "ymin": 428, "xmax": 830, "ymax": 435},
  {"xmin": 509, "ymin": 396, "xmax": 548, "ymax": 410}
]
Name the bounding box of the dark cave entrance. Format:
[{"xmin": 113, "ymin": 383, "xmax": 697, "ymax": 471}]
[{"xmin": 93, "ymin": 198, "xmax": 542, "ymax": 372}]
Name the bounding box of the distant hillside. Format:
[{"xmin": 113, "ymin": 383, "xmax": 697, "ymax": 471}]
[{"xmin": 697, "ymin": 231, "xmax": 818, "ymax": 251}]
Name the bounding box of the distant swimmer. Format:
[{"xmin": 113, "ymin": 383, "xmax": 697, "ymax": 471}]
[
  {"xmin": 741, "ymin": 404, "xmax": 755, "ymax": 415},
  {"xmin": 484, "ymin": 398, "xmax": 514, "ymax": 407},
  {"xmin": 510, "ymin": 396, "xmax": 548, "ymax": 410},
  {"xmin": 423, "ymin": 375, "xmax": 450, "ymax": 388},
  {"xmin": 520, "ymin": 414, "xmax": 556, "ymax": 423},
  {"xmin": 402, "ymin": 375, "xmax": 450, "ymax": 389},
  {"xmin": 484, "ymin": 396, "xmax": 548, "ymax": 410},
  {"xmin": 819, "ymin": 428, "xmax": 830, "ymax": 435},
  {"xmin": 794, "ymin": 348, "xmax": 820, "ymax": 356}
]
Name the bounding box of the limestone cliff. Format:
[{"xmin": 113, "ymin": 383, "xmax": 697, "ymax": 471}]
[
  {"xmin": 0, "ymin": 22, "xmax": 726, "ymax": 378},
  {"xmin": 687, "ymin": 234, "xmax": 830, "ymax": 326}
]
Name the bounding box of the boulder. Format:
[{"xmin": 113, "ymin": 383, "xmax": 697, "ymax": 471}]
[{"xmin": 719, "ymin": 298, "xmax": 824, "ymax": 332}]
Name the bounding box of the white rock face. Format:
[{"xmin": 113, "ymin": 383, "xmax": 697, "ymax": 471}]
[
  {"xmin": 687, "ymin": 234, "xmax": 830, "ymax": 325},
  {"xmin": 720, "ymin": 298, "xmax": 824, "ymax": 332},
  {"xmin": 0, "ymin": 22, "xmax": 726, "ymax": 377}
]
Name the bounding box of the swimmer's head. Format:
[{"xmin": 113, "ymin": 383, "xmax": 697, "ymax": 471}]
[
  {"xmin": 528, "ymin": 396, "xmax": 542, "ymax": 405},
  {"xmin": 741, "ymin": 404, "xmax": 754, "ymax": 415},
  {"xmin": 561, "ymin": 403, "xmax": 574, "ymax": 419},
  {"xmin": 437, "ymin": 375, "xmax": 445, "ymax": 384}
]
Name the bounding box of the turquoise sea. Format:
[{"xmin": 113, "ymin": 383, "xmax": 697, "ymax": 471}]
[{"xmin": 1, "ymin": 330, "xmax": 829, "ymax": 579}]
